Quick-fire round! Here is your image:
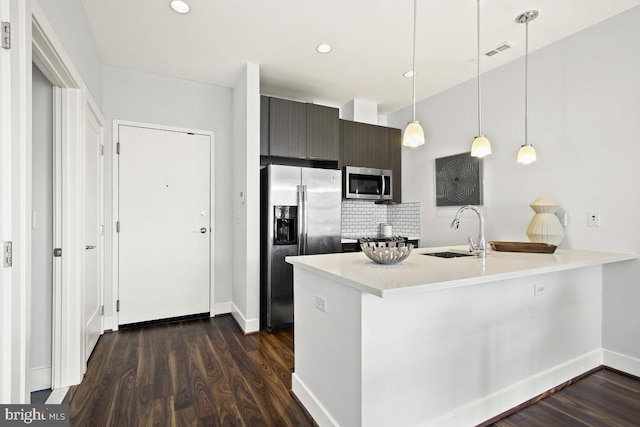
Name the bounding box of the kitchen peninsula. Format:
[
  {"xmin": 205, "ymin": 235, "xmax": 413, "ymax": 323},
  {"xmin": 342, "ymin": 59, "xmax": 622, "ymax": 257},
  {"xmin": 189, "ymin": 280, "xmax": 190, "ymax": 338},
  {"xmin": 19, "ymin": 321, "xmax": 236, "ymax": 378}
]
[{"xmin": 286, "ymin": 246, "xmax": 635, "ymax": 427}]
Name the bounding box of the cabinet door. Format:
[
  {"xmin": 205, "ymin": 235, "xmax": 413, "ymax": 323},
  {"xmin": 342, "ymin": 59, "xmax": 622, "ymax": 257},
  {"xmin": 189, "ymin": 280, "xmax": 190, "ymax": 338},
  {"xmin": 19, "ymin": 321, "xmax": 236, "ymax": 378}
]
[
  {"xmin": 388, "ymin": 127, "xmax": 402, "ymax": 202},
  {"xmin": 342, "ymin": 120, "xmax": 389, "ymax": 169},
  {"xmin": 306, "ymin": 104, "xmax": 339, "ymax": 161},
  {"xmin": 260, "ymin": 96, "xmax": 270, "ymax": 156},
  {"xmin": 269, "ymin": 97, "xmax": 307, "ymax": 158},
  {"xmin": 369, "ymin": 125, "xmax": 389, "ymax": 170},
  {"xmin": 342, "ymin": 120, "xmax": 371, "ymax": 166}
]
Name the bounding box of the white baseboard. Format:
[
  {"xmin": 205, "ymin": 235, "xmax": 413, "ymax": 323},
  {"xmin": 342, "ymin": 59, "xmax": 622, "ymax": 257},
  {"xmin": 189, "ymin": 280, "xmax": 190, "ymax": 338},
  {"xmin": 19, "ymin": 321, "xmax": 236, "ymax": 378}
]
[
  {"xmin": 211, "ymin": 301, "xmax": 232, "ymax": 316},
  {"xmin": 29, "ymin": 367, "xmax": 51, "ymax": 392},
  {"xmin": 230, "ymin": 302, "xmax": 259, "ymax": 334},
  {"xmin": 603, "ymin": 349, "xmax": 640, "ymax": 377},
  {"xmin": 104, "ymin": 315, "xmax": 118, "ymax": 331},
  {"xmin": 292, "ymin": 374, "xmax": 340, "ymax": 427},
  {"xmin": 425, "ymin": 349, "xmax": 604, "ymax": 427}
]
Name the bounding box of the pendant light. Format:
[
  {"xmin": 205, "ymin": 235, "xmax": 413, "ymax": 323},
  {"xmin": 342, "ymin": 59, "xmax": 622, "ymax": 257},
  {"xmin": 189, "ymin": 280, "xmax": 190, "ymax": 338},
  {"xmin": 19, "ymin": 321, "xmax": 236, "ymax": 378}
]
[
  {"xmin": 516, "ymin": 10, "xmax": 538, "ymax": 165},
  {"xmin": 403, "ymin": 0, "xmax": 425, "ymax": 147},
  {"xmin": 470, "ymin": 0, "xmax": 491, "ymax": 158}
]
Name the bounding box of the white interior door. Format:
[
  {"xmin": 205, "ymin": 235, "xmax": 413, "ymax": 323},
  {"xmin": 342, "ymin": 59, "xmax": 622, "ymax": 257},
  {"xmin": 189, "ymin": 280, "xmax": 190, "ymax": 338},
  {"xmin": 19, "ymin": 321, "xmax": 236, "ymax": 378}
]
[
  {"xmin": 118, "ymin": 125, "xmax": 211, "ymax": 325},
  {"xmin": 83, "ymin": 105, "xmax": 103, "ymax": 362}
]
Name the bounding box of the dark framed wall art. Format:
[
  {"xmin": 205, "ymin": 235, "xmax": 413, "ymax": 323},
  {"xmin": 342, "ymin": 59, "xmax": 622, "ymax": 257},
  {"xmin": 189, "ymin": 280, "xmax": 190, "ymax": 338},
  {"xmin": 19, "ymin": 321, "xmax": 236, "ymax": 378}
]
[{"xmin": 435, "ymin": 152, "xmax": 483, "ymax": 206}]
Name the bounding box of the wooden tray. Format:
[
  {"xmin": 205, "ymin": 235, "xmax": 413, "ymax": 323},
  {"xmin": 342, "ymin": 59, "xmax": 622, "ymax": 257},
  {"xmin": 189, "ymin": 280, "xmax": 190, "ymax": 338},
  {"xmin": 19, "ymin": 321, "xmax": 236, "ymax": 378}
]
[{"xmin": 489, "ymin": 241, "xmax": 557, "ymax": 253}]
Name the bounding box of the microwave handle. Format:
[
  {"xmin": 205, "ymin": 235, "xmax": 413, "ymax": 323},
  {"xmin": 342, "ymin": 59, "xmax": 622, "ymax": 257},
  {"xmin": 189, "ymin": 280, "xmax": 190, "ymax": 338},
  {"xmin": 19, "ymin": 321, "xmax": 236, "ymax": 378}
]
[{"xmin": 381, "ymin": 173, "xmax": 386, "ymax": 197}]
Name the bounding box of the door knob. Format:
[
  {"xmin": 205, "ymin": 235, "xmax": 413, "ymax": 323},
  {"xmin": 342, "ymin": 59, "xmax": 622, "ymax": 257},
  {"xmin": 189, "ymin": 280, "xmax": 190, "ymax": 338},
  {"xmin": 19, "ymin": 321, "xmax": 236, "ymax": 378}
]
[
  {"xmin": 200, "ymin": 227, "xmax": 207, "ymax": 234},
  {"xmin": 85, "ymin": 245, "xmax": 96, "ymax": 250}
]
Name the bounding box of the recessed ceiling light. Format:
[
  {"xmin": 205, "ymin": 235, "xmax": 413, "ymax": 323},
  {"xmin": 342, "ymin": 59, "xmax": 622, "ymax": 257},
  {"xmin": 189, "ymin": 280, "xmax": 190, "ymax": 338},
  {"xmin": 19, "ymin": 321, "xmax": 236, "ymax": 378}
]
[
  {"xmin": 316, "ymin": 44, "xmax": 332, "ymax": 54},
  {"xmin": 403, "ymin": 70, "xmax": 415, "ymax": 78},
  {"xmin": 170, "ymin": 0, "xmax": 190, "ymax": 14}
]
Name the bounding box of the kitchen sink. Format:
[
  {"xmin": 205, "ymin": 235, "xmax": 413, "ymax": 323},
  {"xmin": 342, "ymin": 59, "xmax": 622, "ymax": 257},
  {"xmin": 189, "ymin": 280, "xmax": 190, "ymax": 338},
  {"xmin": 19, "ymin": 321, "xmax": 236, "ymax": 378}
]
[{"xmin": 423, "ymin": 251, "xmax": 474, "ymax": 258}]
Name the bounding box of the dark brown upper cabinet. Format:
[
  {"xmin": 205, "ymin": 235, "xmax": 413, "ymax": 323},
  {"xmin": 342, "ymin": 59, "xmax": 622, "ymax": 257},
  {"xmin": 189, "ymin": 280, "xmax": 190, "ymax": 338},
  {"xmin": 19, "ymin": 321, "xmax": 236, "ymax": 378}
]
[
  {"xmin": 306, "ymin": 103, "xmax": 339, "ymax": 160},
  {"xmin": 388, "ymin": 128, "xmax": 402, "ymax": 203},
  {"xmin": 260, "ymin": 96, "xmax": 270, "ymax": 155},
  {"xmin": 340, "ymin": 120, "xmax": 391, "ymax": 170},
  {"xmin": 268, "ymin": 97, "xmax": 308, "ymax": 158},
  {"xmin": 261, "ymin": 96, "xmax": 339, "ymax": 161},
  {"xmin": 340, "ymin": 120, "xmax": 402, "ymax": 203}
]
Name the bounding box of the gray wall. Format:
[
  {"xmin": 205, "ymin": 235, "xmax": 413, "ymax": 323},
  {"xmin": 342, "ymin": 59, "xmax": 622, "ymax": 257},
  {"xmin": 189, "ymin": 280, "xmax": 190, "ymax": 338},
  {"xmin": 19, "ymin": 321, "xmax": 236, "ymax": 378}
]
[
  {"xmin": 36, "ymin": 0, "xmax": 103, "ymax": 106},
  {"xmin": 31, "ymin": 64, "xmax": 53, "ymax": 389},
  {"xmin": 388, "ymin": 7, "xmax": 640, "ymax": 361},
  {"xmin": 102, "ymin": 65, "xmax": 234, "ymax": 317}
]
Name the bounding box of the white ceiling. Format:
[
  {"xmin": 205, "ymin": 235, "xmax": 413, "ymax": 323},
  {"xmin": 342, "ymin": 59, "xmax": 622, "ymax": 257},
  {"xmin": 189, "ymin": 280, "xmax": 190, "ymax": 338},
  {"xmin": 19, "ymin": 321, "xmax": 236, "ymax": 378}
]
[{"xmin": 81, "ymin": 0, "xmax": 640, "ymax": 115}]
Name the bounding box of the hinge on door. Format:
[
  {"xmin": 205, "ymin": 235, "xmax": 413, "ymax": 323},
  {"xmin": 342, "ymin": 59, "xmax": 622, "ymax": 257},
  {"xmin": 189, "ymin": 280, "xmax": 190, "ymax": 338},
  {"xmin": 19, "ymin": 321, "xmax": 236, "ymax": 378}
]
[
  {"xmin": 2, "ymin": 242, "xmax": 12, "ymax": 268},
  {"xmin": 99, "ymin": 145, "xmax": 104, "ymax": 155},
  {"xmin": 100, "ymin": 305, "xmax": 104, "ymax": 316},
  {"xmin": 116, "ymin": 300, "xmax": 120, "ymax": 312},
  {"xmin": 1, "ymin": 22, "xmax": 10, "ymax": 50},
  {"xmin": 53, "ymin": 248, "xmax": 62, "ymax": 257},
  {"xmin": 116, "ymin": 142, "xmax": 120, "ymax": 154},
  {"xmin": 116, "ymin": 221, "xmax": 120, "ymax": 233}
]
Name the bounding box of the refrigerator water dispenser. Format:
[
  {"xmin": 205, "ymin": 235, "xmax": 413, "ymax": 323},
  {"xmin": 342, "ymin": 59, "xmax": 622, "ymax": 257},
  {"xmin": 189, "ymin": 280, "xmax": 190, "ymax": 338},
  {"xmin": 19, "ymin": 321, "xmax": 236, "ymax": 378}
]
[{"xmin": 273, "ymin": 206, "xmax": 297, "ymax": 245}]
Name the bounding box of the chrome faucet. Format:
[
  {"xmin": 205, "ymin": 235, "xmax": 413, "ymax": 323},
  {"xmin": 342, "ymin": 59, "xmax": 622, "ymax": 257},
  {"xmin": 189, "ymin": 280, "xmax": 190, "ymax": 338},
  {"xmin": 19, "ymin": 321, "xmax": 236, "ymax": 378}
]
[{"xmin": 450, "ymin": 205, "xmax": 486, "ymax": 258}]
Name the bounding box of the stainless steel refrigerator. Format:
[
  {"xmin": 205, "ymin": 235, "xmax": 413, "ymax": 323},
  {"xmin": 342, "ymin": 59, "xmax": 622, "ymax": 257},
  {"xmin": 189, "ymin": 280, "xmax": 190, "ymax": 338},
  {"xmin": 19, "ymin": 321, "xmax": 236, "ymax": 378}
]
[{"xmin": 260, "ymin": 164, "xmax": 342, "ymax": 331}]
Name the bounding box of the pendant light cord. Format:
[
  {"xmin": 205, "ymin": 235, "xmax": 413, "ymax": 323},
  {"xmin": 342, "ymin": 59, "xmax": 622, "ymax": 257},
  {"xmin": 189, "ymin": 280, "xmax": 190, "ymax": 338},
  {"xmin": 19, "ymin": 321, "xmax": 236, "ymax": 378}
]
[
  {"xmin": 524, "ymin": 20, "xmax": 529, "ymax": 145},
  {"xmin": 411, "ymin": 0, "xmax": 417, "ymax": 122},
  {"xmin": 477, "ymin": 0, "xmax": 481, "ymax": 136}
]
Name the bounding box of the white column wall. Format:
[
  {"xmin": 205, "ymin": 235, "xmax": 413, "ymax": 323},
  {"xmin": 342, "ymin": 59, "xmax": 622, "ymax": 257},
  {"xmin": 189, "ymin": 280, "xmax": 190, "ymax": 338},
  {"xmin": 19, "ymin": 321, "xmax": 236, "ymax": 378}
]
[{"xmin": 231, "ymin": 63, "xmax": 261, "ymax": 332}]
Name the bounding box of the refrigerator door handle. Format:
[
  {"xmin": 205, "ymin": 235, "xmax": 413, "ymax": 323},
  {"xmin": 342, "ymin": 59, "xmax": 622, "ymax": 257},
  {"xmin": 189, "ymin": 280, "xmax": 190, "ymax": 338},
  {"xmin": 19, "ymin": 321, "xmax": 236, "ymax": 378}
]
[
  {"xmin": 297, "ymin": 184, "xmax": 303, "ymax": 255},
  {"xmin": 302, "ymin": 185, "xmax": 308, "ymax": 254}
]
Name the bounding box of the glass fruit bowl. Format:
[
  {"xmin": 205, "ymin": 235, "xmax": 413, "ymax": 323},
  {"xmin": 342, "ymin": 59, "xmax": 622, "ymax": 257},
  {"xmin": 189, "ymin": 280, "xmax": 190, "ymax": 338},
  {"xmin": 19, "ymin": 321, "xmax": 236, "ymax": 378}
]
[{"xmin": 360, "ymin": 241, "xmax": 414, "ymax": 265}]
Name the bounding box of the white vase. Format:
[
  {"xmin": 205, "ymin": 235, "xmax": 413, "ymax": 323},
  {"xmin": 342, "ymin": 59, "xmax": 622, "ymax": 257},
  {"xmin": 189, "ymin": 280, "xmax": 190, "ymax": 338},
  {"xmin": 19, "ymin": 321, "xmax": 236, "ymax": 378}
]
[{"xmin": 526, "ymin": 198, "xmax": 564, "ymax": 245}]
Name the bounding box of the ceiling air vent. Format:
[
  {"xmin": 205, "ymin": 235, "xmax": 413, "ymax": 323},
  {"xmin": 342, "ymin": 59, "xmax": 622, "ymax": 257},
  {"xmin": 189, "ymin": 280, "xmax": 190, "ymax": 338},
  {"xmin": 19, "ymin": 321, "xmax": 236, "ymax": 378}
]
[{"xmin": 485, "ymin": 42, "xmax": 513, "ymax": 57}]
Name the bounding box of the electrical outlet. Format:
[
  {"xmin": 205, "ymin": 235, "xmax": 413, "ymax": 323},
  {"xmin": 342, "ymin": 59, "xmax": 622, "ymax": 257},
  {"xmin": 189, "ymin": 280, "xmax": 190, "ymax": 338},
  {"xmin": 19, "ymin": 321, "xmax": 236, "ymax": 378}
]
[
  {"xmin": 587, "ymin": 212, "xmax": 600, "ymax": 227},
  {"xmin": 314, "ymin": 295, "xmax": 327, "ymax": 312},
  {"xmin": 534, "ymin": 283, "xmax": 545, "ymax": 296}
]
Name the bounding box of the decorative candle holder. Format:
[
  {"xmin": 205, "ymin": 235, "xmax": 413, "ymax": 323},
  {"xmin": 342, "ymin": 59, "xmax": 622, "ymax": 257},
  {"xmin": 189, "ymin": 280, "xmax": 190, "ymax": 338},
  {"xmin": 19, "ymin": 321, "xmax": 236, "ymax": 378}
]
[{"xmin": 525, "ymin": 198, "xmax": 564, "ymax": 246}]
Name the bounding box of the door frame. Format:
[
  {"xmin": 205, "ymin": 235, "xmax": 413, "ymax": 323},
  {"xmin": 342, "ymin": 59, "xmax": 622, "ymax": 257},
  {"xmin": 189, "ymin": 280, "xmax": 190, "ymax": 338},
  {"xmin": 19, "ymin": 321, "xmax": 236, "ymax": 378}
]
[
  {"xmin": 112, "ymin": 120, "xmax": 215, "ymax": 330},
  {"xmin": 0, "ymin": 0, "xmax": 30, "ymax": 404},
  {"xmin": 1, "ymin": 0, "xmax": 106, "ymax": 402}
]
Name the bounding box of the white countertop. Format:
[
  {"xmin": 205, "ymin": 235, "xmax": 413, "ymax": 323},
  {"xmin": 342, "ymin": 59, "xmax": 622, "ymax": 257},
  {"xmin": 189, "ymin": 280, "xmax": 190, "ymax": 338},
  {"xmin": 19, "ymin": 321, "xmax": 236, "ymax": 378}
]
[{"xmin": 286, "ymin": 246, "xmax": 636, "ymax": 297}]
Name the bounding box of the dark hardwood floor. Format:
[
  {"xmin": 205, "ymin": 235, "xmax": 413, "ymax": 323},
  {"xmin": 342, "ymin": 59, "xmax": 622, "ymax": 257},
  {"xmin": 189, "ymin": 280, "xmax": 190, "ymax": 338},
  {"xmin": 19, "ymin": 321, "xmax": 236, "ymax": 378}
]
[
  {"xmin": 66, "ymin": 315, "xmax": 640, "ymax": 426},
  {"xmin": 490, "ymin": 369, "xmax": 640, "ymax": 427},
  {"xmin": 66, "ymin": 315, "xmax": 314, "ymax": 426}
]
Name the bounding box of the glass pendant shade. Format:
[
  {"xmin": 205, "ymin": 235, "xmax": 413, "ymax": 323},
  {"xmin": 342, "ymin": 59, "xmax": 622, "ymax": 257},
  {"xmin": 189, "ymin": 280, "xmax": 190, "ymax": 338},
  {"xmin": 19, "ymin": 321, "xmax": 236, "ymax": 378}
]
[
  {"xmin": 403, "ymin": 121, "xmax": 425, "ymax": 148},
  {"xmin": 471, "ymin": 135, "xmax": 491, "ymax": 158},
  {"xmin": 517, "ymin": 144, "xmax": 537, "ymax": 164}
]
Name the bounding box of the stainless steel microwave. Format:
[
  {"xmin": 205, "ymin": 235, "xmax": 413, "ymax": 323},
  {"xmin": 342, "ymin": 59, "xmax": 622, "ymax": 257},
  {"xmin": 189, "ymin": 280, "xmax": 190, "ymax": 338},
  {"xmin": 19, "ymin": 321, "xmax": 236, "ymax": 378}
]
[{"xmin": 344, "ymin": 166, "xmax": 392, "ymax": 200}]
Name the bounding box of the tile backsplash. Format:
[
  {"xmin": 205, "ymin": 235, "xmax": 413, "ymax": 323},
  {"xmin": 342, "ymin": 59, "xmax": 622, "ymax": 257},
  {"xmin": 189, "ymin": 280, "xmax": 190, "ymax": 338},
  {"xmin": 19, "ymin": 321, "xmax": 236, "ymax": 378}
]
[{"xmin": 341, "ymin": 200, "xmax": 421, "ymax": 238}]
